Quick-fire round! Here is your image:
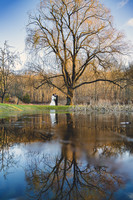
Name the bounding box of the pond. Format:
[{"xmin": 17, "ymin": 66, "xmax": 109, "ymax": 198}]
[{"xmin": 0, "ymin": 111, "xmax": 133, "ymax": 200}]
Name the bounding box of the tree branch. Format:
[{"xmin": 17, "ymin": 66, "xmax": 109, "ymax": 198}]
[{"xmin": 74, "ymin": 79, "xmax": 123, "ymax": 89}]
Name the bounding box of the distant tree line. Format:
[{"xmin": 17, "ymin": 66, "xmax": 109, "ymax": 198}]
[{"xmin": 0, "ymin": 66, "xmax": 133, "ymax": 105}]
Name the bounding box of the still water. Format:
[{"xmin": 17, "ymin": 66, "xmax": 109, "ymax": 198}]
[{"xmin": 0, "ymin": 111, "xmax": 133, "ymax": 200}]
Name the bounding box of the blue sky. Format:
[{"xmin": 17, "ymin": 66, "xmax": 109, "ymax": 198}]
[
  {"xmin": 102, "ymin": 0, "xmax": 133, "ymax": 43},
  {"xmin": 0, "ymin": 0, "xmax": 133, "ymax": 67},
  {"xmin": 0, "ymin": 0, "xmax": 39, "ymax": 67},
  {"xmin": 0, "ymin": 0, "xmax": 39, "ymax": 48}
]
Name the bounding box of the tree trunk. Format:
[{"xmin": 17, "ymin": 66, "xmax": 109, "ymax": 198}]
[
  {"xmin": 1, "ymin": 96, "xmax": 4, "ymax": 103},
  {"xmin": 66, "ymin": 88, "xmax": 73, "ymax": 105},
  {"xmin": 1, "ymin": 93, "xmax": 5, "ymax": 103}
]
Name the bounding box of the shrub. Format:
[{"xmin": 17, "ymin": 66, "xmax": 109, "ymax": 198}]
[
  {"xmin": 22, "ymin": 93, "xmax": 31, "ymax": 104},
  {"xmin": 5, "ymin": 94, "xmax": 10, "ymax": 102}
]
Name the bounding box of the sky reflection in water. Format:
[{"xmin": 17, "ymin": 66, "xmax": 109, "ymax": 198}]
[{"xmin": 0, "ymin": 112, "xmax": 133, "ymax": 200}]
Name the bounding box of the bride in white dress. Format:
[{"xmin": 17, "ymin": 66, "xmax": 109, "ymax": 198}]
[{"xmin": 50, "ymin": 94, "xmax": 56, "ymax": 106}]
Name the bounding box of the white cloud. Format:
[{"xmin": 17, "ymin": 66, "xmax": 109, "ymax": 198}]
[
  {"xmin": 118, "ymin": 0, "xmax": 129, "ymax": 8},
  {"xmin": 127, "ymin": 18, "xmax": 133, "ymax": 27},
  {"xmin": 128, "ymin": 193, "xmax": 133, "ymax": 200}
]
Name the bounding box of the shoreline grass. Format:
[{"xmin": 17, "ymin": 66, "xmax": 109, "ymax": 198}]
[
  {"xmin": 0, "ymin": 103, "xmax": 73, "ymax": 118},
  {"xmin": 0, "ymin": 103, "xmax": 72, "ymax": 111},
  {"xmin": 0, "ymin": 103, "xmax": 133, "ymax": 118}
]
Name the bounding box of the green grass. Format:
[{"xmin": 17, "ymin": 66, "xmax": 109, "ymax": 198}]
[{"xmin": 0, "ymin": 103, "xmax": 73, "ymax": 118}]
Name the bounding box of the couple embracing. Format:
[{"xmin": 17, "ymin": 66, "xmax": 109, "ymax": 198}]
[{"xmin": 50, "ymin": 93, "xmax": 58, "ymax": 106}]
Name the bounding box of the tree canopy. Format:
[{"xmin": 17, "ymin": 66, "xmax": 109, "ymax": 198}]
[{"xmin": 27, "ymin": 0, "xmax": 128, "ymax": 105}]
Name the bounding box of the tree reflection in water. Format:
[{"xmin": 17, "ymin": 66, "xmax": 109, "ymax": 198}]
[
  {"xmin": 0, "ymin": 112, "xmax": 131, "ymax": 199},
  {"xmin": 0, "ymin": 119, "xmax": 17, "ymax": 179},
  {"xmin": 25, "ymin": 114, "xmax": 124, "ymax": 200}
]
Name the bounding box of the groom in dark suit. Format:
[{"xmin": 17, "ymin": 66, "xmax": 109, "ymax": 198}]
[{"xmin": 54, "ymin": 93, "xmax": 58, "ymax": 106}]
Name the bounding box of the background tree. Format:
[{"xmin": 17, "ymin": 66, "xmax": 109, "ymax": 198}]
[
  {"xmin": 27, "ymin": 0, "xmax": 128, "ymax": 105},
  {"xmin": 0, "ymin": 41, "xmax": 19, "ymax": 103},
  {"xmin": 123, "ymin": 62, "xmax": 133, "ymax": 104}
]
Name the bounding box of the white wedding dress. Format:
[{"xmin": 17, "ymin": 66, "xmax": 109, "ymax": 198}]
[{"xmin": 50, "ymin": 95, "xmax": 56, "ymax": 106}]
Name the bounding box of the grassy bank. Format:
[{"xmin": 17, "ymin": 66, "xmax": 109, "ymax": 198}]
[
  {"xmin": 0, "ymin": 103, "xmax": 72, "ymax": 118},
  {"xmin": 0, "ymin": 103, "xmax": 133, "ymax": 118}
]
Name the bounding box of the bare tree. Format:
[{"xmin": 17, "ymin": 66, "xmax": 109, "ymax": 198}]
[
  {"xmin": 0, "ymin": 41, "xmax": 19, "ymax": 103},
  {"xmin": 26, "ymin": 0, "xmax": 128, "ymax": 105}
]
